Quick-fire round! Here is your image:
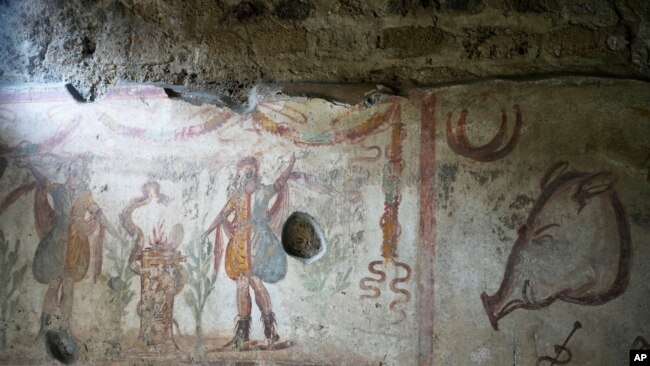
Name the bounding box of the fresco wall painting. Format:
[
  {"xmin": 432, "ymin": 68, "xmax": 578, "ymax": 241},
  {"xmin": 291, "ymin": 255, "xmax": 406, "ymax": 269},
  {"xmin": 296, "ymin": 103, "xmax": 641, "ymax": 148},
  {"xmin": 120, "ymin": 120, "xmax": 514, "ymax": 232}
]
[{"xmin": 0, "ymin": 78, "xmax": 648, "ymax": 365}]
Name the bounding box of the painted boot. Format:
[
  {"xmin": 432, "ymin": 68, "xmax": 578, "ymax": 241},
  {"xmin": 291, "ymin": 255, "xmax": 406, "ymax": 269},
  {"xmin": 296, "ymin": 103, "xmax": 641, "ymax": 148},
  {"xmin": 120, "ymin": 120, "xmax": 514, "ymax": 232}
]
[
  {"xmin": 261, "ymin": 312, "xmax": 280, "ymax": 346},
  {"xmin": 223, "ymin": 316, "xmax": 250, "ymax": 349},
  {"xmin": 36, "ymin": 313, "xmax": 52, "ymax": 341}
]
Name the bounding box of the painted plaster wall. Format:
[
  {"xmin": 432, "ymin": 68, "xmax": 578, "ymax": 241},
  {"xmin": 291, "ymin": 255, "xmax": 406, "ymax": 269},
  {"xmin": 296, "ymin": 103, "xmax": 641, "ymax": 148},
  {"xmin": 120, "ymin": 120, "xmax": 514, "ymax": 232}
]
[{"xmin": 0, "ymin": 78, "xmax": 648, "ymax": 365}]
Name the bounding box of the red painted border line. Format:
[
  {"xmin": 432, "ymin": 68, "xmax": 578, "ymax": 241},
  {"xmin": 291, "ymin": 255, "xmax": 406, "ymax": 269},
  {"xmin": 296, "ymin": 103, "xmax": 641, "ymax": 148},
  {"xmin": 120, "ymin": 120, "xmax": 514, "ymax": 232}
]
[
  {"xmin": 416, "ymin": 92, "xmax": 437, "ymax": 366},
  {"xmin": 0, "ymin": 87, "xmax": 71, "ymax": 104},
  {"xmin": 101, "ymin": 85, "xmax": 168, "ymax": 100}
]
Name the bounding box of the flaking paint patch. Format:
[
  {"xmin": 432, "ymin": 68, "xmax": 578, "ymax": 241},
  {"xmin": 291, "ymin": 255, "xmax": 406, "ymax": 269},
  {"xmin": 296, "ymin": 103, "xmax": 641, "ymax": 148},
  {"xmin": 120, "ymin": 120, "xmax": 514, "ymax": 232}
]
[
  {"xmin": 437, "ymin": 163, "xmax": 459, "ymax": 210},
  {"xmin": 468, "ymin": 168, "xmax": 502, "ymax": 186},
  {"xmin": 508, "ymin": 194, "xmax": 535, "ymax": 210},
  {"xmin": 469, "ymin": 347, "xmax": 492, "ymax": 364}
]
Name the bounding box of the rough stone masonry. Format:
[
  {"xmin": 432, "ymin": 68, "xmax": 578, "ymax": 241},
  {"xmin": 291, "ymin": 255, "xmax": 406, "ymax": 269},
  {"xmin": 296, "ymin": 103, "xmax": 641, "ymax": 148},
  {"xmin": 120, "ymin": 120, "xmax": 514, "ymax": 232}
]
[{"xmin": 0, "ymin": 0, "xmax": 649, "ymax": 101}]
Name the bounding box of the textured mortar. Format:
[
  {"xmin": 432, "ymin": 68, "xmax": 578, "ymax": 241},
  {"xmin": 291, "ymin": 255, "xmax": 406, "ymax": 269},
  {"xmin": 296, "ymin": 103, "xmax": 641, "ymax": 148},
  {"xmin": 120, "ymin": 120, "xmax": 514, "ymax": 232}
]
[{"xmin": 1, "ymin": 0, "xmax": 649, "ymax": 102}]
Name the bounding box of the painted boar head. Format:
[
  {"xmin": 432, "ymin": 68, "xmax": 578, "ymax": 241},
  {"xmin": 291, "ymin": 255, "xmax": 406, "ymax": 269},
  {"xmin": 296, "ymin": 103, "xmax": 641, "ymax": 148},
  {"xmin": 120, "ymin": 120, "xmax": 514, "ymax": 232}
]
[{"xmin": 481, "ymin": 162, "xmax": 631, "ymax": 330}]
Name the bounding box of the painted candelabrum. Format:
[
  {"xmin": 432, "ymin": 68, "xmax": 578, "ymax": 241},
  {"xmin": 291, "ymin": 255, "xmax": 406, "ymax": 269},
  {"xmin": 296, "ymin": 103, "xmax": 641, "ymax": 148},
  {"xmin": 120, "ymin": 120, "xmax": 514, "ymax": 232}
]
[{"xmin": 359, "ymin": 105, "xmax": 412, "ymax": 323}]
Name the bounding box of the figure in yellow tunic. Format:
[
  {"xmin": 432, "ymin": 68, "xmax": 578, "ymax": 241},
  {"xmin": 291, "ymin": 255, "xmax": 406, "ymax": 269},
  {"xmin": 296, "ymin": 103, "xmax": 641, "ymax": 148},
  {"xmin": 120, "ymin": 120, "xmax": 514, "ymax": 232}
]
[
  {"xmin": 223, "ymin": 192, "xmax": 252, "ymax": 280},
  {"xmin": 203, "ymin": 154, "xmax": 294, "ymax": 348}
]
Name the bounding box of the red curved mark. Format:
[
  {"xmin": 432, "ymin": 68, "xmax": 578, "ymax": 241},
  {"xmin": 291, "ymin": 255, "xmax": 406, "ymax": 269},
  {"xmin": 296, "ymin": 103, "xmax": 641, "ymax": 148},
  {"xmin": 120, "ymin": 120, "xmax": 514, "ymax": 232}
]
[
  {"xmin": 359, "ymin": 260, "xmax": 386, "ymax": 299},
  {"xmin": 536, "ymin": 348, "xmax": 572, "ymax": 366},
  {"xmin": 0, "ymin": 120, "xmax": 80, "ymax": 157},
  {"xmin": 254, "ymin": 98, "xmax": 399, "ymax": 146},
  {"xmin": 632, "ymin": 336, "xmax": 650, "ymax": 350},
  {"xmin": 331, "ymin": 102, "xmax": 368, "ymax": 126},
  {"xmin": 389, "ymin": 260, "xmax": 412, "ymax": 324},
  {"xmin": 0, "ymin": 182, "xmax": 36, "ymax": 216},
  {"xmin": 38, "ymin": 119, "xmax": 81, "ymax": 152},
  {"xmin": 454, "ymin": 106, "xmax": 507, "ymax": 154},
  {"xmin": 481, "ymin": 167, "xmax": 632, "ymax": 331},
  {"xmin": 98, "ymin": 108, "xmax": 235, "ymax": 141},
  {"xmin": 536, "ymin": 321, "xmax": 581, "ymax": 366},
  {"xmin": 558, "ymin": 190, "xmax": 631, "ymax": 306},
  {"xmin": 446, "ymin": 99, "xmax": 523, "ymax": 162},
  {"xmin": 350, "ymin": 144, "xmax": 382, "ymax": 163},
  {"xmin": 99, "ymin": 113, "xmax": 146, "ymax": 139},
  {"xmin": 215, "ymin": 120, "xmax": 242, "ymax": 143},
  {"xmin": 540, "ymin": 162, "xmax": 569, "ymax": 190},
  {"xmin": 258, "ymin": 102, "xmax": 308, "ymax": 125},
  {"xmin": 331, "ymin": 108, "xmax": 353, "ymax": 126},
  {"xmin": 174, "ymin": 111, "xmax": 234, "ymax": 140}
]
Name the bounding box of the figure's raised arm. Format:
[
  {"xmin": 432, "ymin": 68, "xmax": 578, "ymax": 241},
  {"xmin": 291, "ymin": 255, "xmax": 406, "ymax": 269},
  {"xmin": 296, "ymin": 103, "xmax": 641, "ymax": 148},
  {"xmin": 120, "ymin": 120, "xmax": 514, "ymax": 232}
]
[
  {"xmin": 203, "ymin": 196, "xmax": 235, "ymax": 240},
  {"xmin": 273, "ymin": 153, "xmax": 295, "ymax": 192},
  {"xmin": 89, "ymin": 201, "xmax": 120, "ymax": 239},
  {"xmin": 24, "ymin": 161, "xmax": 49, "ymax": 186},
  {"xmin": 0, "ymin": 161, "xmax": 50, "ymax": 220},
  {"xmin": 203, "ymin": 196, "xmax": 236, "ymax": 273},
  {"xmin": 0, "ymin": 181, "xmax": 36, "ymax": 216}
]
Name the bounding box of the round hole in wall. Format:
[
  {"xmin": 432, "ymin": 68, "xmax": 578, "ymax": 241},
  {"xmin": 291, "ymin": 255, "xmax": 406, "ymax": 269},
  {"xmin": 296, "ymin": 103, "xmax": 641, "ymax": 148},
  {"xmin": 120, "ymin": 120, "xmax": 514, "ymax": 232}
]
[
  {"xmin": 44, "ymin": 329, "xmax": 78, "ymax": 364},
  {"xmin": 281, "ymin": 212, "xmax": 327, "ymax": 264}
]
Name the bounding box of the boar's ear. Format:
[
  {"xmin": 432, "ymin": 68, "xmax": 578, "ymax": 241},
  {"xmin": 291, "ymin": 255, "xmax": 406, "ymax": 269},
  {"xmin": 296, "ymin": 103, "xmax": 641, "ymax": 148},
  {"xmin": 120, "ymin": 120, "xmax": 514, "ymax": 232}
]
[
  {"xmin": 540, "ymin": 161, "xmax": 569, "ymax": 190},
  {"xmin": 579, "ymin": 172, "xmax": 616, "ymax": 197},
  {"xmin": 573, "ymin": 172, "xmax": 616, "ymax": 212}
]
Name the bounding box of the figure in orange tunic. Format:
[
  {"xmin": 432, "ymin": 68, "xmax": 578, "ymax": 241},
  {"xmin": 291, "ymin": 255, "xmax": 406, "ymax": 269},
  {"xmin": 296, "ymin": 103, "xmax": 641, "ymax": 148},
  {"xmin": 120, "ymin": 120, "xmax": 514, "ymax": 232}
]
[
  {"xmin": 203, "ymin": 154, "xmax": 294, "ymax": 348},
  {"xmin": 26, "ymin": 157, "xmax": 120, "ymax": 341}
]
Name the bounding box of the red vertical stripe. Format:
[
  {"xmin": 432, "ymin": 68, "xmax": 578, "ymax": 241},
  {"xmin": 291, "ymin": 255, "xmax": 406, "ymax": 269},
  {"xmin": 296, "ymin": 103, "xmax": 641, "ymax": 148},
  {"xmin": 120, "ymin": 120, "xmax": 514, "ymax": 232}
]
[{"xmin": 417, "ymin": 93, "xmax": 437, "ymax": 366}]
